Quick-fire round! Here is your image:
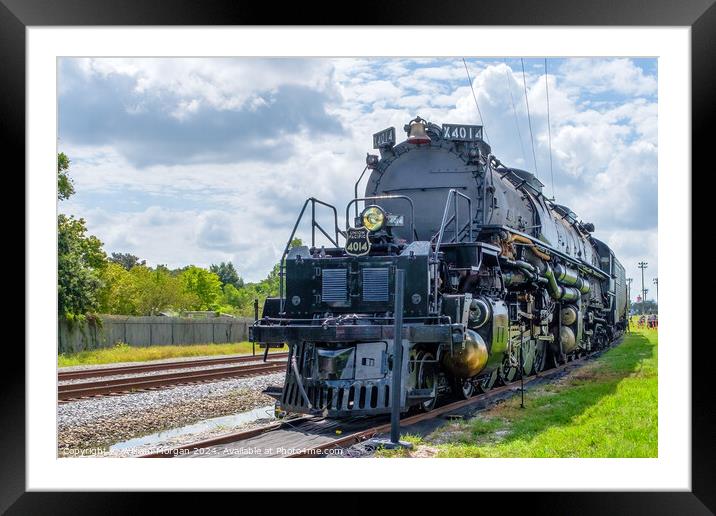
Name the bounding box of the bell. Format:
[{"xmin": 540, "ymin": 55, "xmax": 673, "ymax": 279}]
[{"xmin": 407, "ymin": 117, "xmax": 431, "ymax": 145}]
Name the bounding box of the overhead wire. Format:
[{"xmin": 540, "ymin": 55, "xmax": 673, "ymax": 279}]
[
  {"xmin": 462, "ymin": 58, "xmax": 490, "ymax": 145},
  {"xmin": 544, "ymin": 58, "xmax": 556, "ymax": 200},
  {"xmin": 504, "ymin": 59, "xmax": 527, "ymax": 165},
  {"xmin": 520, "ymin": 58, "xmax": 539, "ymax": 178}
]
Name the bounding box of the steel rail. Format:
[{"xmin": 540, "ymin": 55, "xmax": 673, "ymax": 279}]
[
  {"xmin": 139, "ymin": 415, "xmax": 314, "ymax": 458},
  {"xmin": 58, "ymin": 362, "xmax": 287, "ymax": 401},
  {"xmin": 58, "ymin": 352, "xmax": 288, "ymax": 381},
  {"xmin": 284, "ymin": 381, "xmax": 544, "ymax": 458},
  {"xmin": 285, "ymin": 345, "xmax": 617, "ymax": 458},
  {"xmin": 136, "ymin": 338, "xmax": 621, "ymax": 459}
]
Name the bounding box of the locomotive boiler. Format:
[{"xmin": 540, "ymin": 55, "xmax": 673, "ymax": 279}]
[{"xmin": 250, "ymin": 116, "xmax": 627, "ymax": 417}]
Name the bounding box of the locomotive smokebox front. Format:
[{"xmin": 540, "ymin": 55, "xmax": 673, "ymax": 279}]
[{"xmin": 365, "ymin": 120, "xmax": 489, "ymax": 242}]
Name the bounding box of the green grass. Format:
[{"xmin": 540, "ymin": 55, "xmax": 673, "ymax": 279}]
[
  {"xmin": 58, "ymin": 341, "xmax": 287, "ymax": 367},
  {"xmin": 381, "ymin": 327, "xmax": 658, "ymax": 458},
  {"xmin": 374, "ymin": 434, "xmax": 426, "ymax": 458}
]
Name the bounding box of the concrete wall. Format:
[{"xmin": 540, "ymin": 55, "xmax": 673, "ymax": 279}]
[{"xmin": 58, "ymin": 315, "xmax": 255, "ymax": 354}]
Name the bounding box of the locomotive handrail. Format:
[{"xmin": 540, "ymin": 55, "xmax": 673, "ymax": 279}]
[
  {"xmin": 345, "ymin": 195, "xmax": 417, "ymax": 241},
  {"xmin": 353, "ymin": 165, "xmax": 369, "ymax": 218},
  {"xmin": 431, "ymin": 189, "xmax": 473, "ymax": 314},
  {"xmin": 433, "ymin": 189, "xmax": 473, "ymax": 253},
  {"xmin": 255, "ymin": 314, "xmax": 453, "ymax": 325},
  {"xmin": 279, "ymin": 197, "xmax": 343, "ymax": 312},
  {"xmin": 433, "ymin": 213, "xmax": 473, "ymax": 244}
]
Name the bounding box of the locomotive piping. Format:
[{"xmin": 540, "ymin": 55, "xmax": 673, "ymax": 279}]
[
  {"xmin": 541, "ymin": 262, "xmax": 585, "ymax": 301},
  {"xmin": 543, "ymin": 262, "xmax": 564, "ymax": 299},
  {"xmin": 509, "ymin": 233, "xmax": 551, "ymax": 261},
  {"xmin": 514, "ymin": 260, "xmax": 537, "ymax": 274},
  {"xmin": 501, "ymin": 258, "xmax": 539, "ymax": 282},
  {"xmin": 290, "ymin": 356, "xmax": 313, "ymax": 410}
]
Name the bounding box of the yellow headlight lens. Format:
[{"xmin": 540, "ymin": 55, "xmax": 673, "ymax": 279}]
[{"xmin": 362, "ymin": 206, "xmax": 386, "ymax": 232}]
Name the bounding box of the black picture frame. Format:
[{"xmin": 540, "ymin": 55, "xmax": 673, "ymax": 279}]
[{"xmin": 6, "ymin": 0, "xmax": 711, "ymax": 512}]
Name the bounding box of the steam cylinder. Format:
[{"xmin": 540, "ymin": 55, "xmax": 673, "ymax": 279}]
[{"xmin": 441, "ymin": 329, "xmax": 489, "ymax": 378}]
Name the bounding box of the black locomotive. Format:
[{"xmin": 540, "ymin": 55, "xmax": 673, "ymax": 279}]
[{"xmin": 250, "ymin": 116, "xmax": 627, "ymax": 417}]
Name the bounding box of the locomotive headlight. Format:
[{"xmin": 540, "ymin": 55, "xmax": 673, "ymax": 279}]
[{"xmin": 361, "ymin": 205, "xmax": 386, "ymax": 232}]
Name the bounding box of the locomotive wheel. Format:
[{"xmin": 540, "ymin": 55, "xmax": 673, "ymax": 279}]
[
  {"xmin": 416, "ymin": 351, "xmax": 438, "ymax": 412},
  {"xmin": 455, "ymin": 378, "xmax": 475, "ymax": 399},
  {"xmin": 533, "ymin": 341, "xmax": 547, "ymax": 374},
  {"xmin": 476, "ymin": 369, "xmax": 498, "ymax": 393},
  {"xmin": 549, "ymin": 347, "xmax": 566, "ymax": 368},
  {"xmin": 597, "ymin": 334, "xmax": 608, "ymax": 350},
  {"xmin": 521, "ymin": 340, "xmax": 536, "ymax": 376},
  {"xmin": 499, "ymin": 363, "xmax": 518, "ymax": 385}
]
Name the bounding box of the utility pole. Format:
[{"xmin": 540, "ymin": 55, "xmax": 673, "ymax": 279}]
[
  {"xmin": 626, "ymin": 277, "xmax": 633, "ymax": 331},
  {"xmin": 390, "ymin": 269, "xmax": 406, "ymax": 446},
  {"xmin": 638, "ymin": 261, "xmax": 648, "ymax": 314},
  {"xmin": 653, "ymin": 277, "xmax": 658, "ymax": 307},
  {"xmin": 367, "ymin": 269, "xmax": 411, "ymax": 450}
]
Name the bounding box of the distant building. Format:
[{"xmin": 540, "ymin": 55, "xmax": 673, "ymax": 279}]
[{"xmin": 182, "ymin": 311, "xmax": 235, "ymax": 319}]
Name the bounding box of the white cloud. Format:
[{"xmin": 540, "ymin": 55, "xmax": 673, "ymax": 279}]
[
  {"xmin": 59, "ymin": 57, "xmax": 658, "ymax": 291},
  {"xmin": 560, "ymin": 58, "xmax": 657, "ymax": 97},
  {"xmin": 74, "ymin": 57, "xmax": 335, "ymax": 117}
]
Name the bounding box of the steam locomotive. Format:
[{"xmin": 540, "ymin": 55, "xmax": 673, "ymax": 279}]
[{"xmin": 250, "ymin": 116, "xmax": 627, "ymax": 417}]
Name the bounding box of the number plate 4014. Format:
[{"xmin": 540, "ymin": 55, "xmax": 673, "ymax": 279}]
[{"xmin": 345, "ymin": 227, "xmax": 371, "ymax": 256}]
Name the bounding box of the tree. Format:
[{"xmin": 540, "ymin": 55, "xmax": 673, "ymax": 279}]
[
  {"xmin": 58, "ymin": 214, "xmax": 106, "ymax": 317},
  {"xmin": 222, "ymin": 283, "xmax": 242, "ymax": 308},
  {"xmin": 110, "ymin": 252, "xmax": 146, "ymax": 271},
  {"xmin": 631, "ymin": 300, "xmax": 658, "ymax": 314},
  {"xmin": 57, "ymin": 154, "xmax": 108, "ymax": 318},
  {"xmin": 98, "ymin": 264, "xmax": 198, "ymax": 316},
  {"xmin": 179, "ymin": 266, "xmax": 224, "ymax": 311},
  {"xmin": 97, "ymin": 262, "xmax": 138, "ymax": 315},
  {"xmin": 209, "ymin": 261, "xmax": 243, "ymax": 289},
  {"xmin": 133, "ymin": 266, "xmax": 197, "ymax": 315},
  {"xmin": 57, "ymin": 152, "xmax": 75, "ymax": 200}
]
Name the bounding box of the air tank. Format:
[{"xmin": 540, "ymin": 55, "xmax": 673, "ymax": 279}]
[
  {"xmin": 554, "ymin": 264, "xmax": 579, "ymax": 285},
  {"xmin": 561, "ymin": 305, "xmax": 578, "ymax": 326},
  {"xmin": 559, "ymin": 326, "xmax": 577, "ymax": 353},
  {"xmin": 468, "ymin": 297, "xmax": 491, "ymax": 328}
]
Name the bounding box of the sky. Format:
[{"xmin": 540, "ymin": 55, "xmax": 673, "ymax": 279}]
[{"xmin": 58, "ymin": 57, "xmax": 658, "ymax": 302}]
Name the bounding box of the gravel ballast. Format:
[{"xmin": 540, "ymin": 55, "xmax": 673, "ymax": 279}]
[{"xmin": 57, "ymin": 372, "xmax": 285, "ymax": 455}]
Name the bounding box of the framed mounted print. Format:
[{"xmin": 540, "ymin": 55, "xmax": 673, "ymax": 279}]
[{"xmin": 4, "ymin": 0, "xmax": 712, "ymax": 512}]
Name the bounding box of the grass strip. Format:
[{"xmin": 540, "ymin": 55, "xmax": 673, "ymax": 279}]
[
  {"xmin": 379, "ymin": 327, "xmax": 657, "ymax": 458},
  {"xmin": 58, "ymin": 341, "xmax": 287, "ymax": 367}
]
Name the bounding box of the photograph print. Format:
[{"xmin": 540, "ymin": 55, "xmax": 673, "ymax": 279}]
[{"xmin": 56, "ymin": 56, "xmax": 658, "ymax": 459}]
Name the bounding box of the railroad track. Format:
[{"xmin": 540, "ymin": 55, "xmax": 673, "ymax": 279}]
[
  {"xmin": 58, "ymin": 352, "xmax": 288, "ymax": 381},
  {"xmin": 58, "ymin": 360, "xmax": 287, "ymax": 402},
  {"xmin": 140, "ymin": 342, "xmax": 617, "ymax": 459}
]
